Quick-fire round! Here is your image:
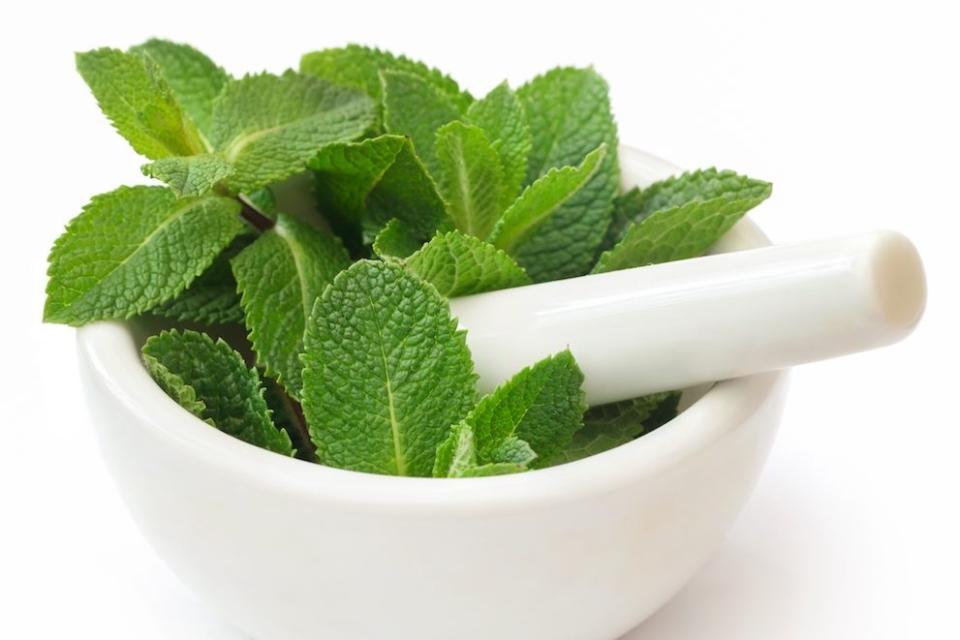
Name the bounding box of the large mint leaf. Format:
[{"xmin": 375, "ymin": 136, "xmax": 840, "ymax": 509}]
[
  {"xmin": 149, "ymin": 234, "xmax": 251, "ymax": 324},
  {"xmin": 462, "ymin": 350, "xmax": 586, "ymax": 468},
  {"xmin": 549, "ymin": 392, "xmax": 681, "ymax": 465},
  {"xmin": 142, "ymin": 329, "xmax": 293, "ymax": 456},
  {"xmin": 141, "ymin": 153, "xmax": 233, "ymax": 197},
  {"xmin": 300, "ymin": 44, "xmax": 471, "ymax": 112},
  {"xmin": 301, "ymin": 261, "xmax": 476, "ymax": 476},
  {"xmin": 44, "ymin": 186, "xmax": 244, "ymax": 326},
  {"xmin": 129, "ymin": 39, "xmax": 229, "ymax": 137},
  {"xmin": 466, "ymin": 82, "xmax": 532, "ymax": 208},
  {"xmin": 404, "ymin": 231, "xmax": 530, "ymax": 297},
  {"xmin": 381, "ymin": 70, "xmax": 461, "ymax": 177},
  {"xmin": 232, "ymin": 214, "xmax": 350, "ymax": 398},
  {"xmin": 594, "ymin": 169, "xmax": 772, "ymax": 272},
  {"xmin": 489, "ymin": 145, "xmax": 606, "ymax": 254},
  {"xmin": 207, "ymin": 71, "xmax": 376, "ymax": 193},
  {"xmin": 514, "ymin": 67, "xmax": 619, "ymax": 281},
  {"xmin": 433, "ymin": 421, "xmax": 534, "ymax": 478},
  {"xmin": 434, "ymin": 121, "xmax": 504, "ymax": 239},
  {"xmin": 309, "ymin": 135, "xmax": 447, "ymax": 241},
  {"xmin": 76, "ymin": 48, "xmax": 205, "ymax": 159}
]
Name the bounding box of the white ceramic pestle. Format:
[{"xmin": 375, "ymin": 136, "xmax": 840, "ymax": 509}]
[{"xmin": 450, "ymin": 230, "xmax": 926, "ymax": 405}]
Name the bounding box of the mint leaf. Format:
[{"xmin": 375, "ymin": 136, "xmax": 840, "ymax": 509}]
[
  {"xmin": 594, "ymin": 169, "xmax": 772, "ymax": 272},
  {"xmin": 381, "ymin": 70, "xmax": 461, "ymax": 177},
  {"xmin": 404, "ymin": 231, "xmax": 530, "ymax": 297},
  {"xmin": 142, "ymin": 357, "xmax": 209, "ymax": 422},
  {"xmin": 301, "ymin": 261, "xmax": 476, "ymax": 476},
  {"xmin": 372, "ymin": 219, "xmax": 424, "ymax": 259},
  {"xmin": 129, "ymin": 39, "xmax": 229, "ymax": 136},
  {"xmin": 262, "ymin": 378, "xmax": 314, "ymax": 460},
  {"xmin": 142, "ymin": 329, "xmax": 293, "ymax": 455},
  {"xmin": 434, "ymin": 121, "xmax": 504, "ymax": 239},
  {"xmin": 76, "ymin": 48, "xmax": 205, "ymax": 159},
  {"xmin": 515, "ymin": 67, "xmax": 619, "ymax": 281},
  {"xmin": 44, "ymin": 186, "xmax": 244, "ymax": 326},
  {"xmin": 232, "ymin": 214, "xmax": 350, "ymax": 398},
  {"xmin": 149, "ymin": 235, "xmax": 251, "ymax": 324},
  {"xmin": 489, "ymin": 145, "xmax": 606, "ymax": 254},
  {"xmin": 550, "ymin": 392, "xmax": 681, "ymax": 465},
  {"xmin": 463, "ymin": 350, "xmax": 585, "ymax": 468},
  {"xmin": 465, "ymin": 82, "xmax": 532, "ymax": 208},
  {"xmin": 141, "ymin": 153, "xmax": 233, "ymax": 197},
  {"xmin": 432, "ymin": 421, "xmax": 533, "ymax": 478},
  {"xmin": 309, "ymin": 135, "xmax": 448, "ymax": 241},
  {"xmin": 207, "ymin": 71, "xmax": 376, "ymax": 193},
  {"xmin": 300, "ymin": 44, "xmax": 471, "ymax": 112}
]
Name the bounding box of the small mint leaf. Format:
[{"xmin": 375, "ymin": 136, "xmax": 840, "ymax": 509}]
[
  {"xmin": 432, "ymin": 422, "xmax": 535, "ymax": 478},
  {"xmin": 208, "ymin": 71, "xmax": 377, "ymax": 193},
  {"xmin": 141, "ymin": 356, "xmax": 209, "ymax": 422},
  {"xmin": 594, "ymin": 169, "xmax": 772, "ymax": 273},
  {"xmin": 434, "ymin": 121, "xmax": 505, "ymax": 239},
  {"xmin": 141, "ymin": 153, "xmax": 233, "ymax": 197},
  {"xmin": 372, "ymin": 219, "xmax": 424, "ymax": 260},
  {"xmin": 76, "ymin": 48, "xmax": 205, "ymax": 159},
  {"xmin": 142, "ymin": 329, "xmax": 293, "ymax": 456},
  {"xmin": 232, "ymin": 214, "xmax": 351, "ymax": 398},
  {"xmin": 301, "ymin": 261, "xmax": 477, "ymax": 476},
  {"xmin": 466, "ymin": 82, "xmax": 532, "ymax": 208},
  {"xmin": 44, "ymin": 186, "xmax": 244, "ymax": 326},
  {"xmin": 129, "ymin": 39, "xmax": 229, "ymax": 136}
]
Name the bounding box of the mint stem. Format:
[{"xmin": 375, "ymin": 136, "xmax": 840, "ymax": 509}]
[{"xmin": 238, "ymin": 197, "xmax": 275, "ymax": 232}]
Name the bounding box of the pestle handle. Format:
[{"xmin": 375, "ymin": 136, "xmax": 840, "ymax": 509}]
[{"xmin": 449, "ymin": 230, "xmax": 926, "ymax": 405}]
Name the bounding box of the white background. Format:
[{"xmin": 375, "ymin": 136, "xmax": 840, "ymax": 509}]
[{"xmin": 2, "ymin": 1, "xmax": 958, "ymax": 638}]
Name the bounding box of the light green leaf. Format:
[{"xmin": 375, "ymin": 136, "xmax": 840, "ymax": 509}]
[
  {"xmin": 141, "ymin": 153, "xmax": 233, "ymax": 197},
  {"xmin": 372, "ymin": 219, "xmax": 424, "ymax": 259},
  {"xmin": 432, "ymin": 421, "xmax": 535, "ymax": 478},
  {"xmin": 76, "ymin": 48, "xmax": 205, "ymax": 159},
  {"xmin": 515, "ymin": 67, "xmax": 619, "ymax": 281},
  {"xmin": 549, "ymin": 392, "xmax": 681, "ymax": 465},
  {"xmin": 466, "ymin": 82, "xmax": 532, "ymax": 207},
  {"xmin": 434, "ymin": 121, "xmax": 504, "ymax": 239},
  {"xmin": 381, "ymin": 70, "xmax": 461, "ymax": 177},
  {"xmin": 207, "ymin": 71, "xmax": 376, "ymax": 193},
  {"xmin": 44, "ymin": 186, "xmax": 244, "ymax": 326},
  {"xmin": 142, "ymin": 357, "xmax": 209, "ymax": 422},
  {"xmin": 464, "ymin": 350, "xmax": 586, "ymax": 468},
  {"xmin": 232, "ymin": 214, "xmax": 350, "ymax": 398},
  {"xmin": 490, "ymin": 145, "xmax": 606, "ymax": 254},
  {"xmin": 301, "ymin": 261, "xmax": 477, "ymax": 476},
  {"xmin": 300, "ymin": 44, "xmax": 471, "ymax": 112},
  {"xmin": 129, "ymin": 39, "xmax": 229, "ymax": 136},
  {"xmin": 404, "ymin": 231, "xmax": 531, "ymax": 297},
  {"xmin": 594, "ymin": 169, "xmax": 772, "ymax": 272},
  {"xmin": 142, "ymin": 330, "xmax": 293, "ymax": 455},
  {"xmin": 149, "ymin": 235, "xmax": 251, "ymax": 324},
  {"xmin": 309, "ymin": 135, "xmax": 448, "ymax": 241}
]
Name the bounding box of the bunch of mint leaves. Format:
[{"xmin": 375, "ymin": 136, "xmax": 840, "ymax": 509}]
[{"xmin": 44, "ymin": 41, "xmax": 771, "ymax": 477}]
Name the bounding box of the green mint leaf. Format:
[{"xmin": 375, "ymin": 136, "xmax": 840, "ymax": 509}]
[
  {"xmin": 381, "ymin": 70, "xmax": 461, "ymax": 177},
  {"xmin": 142, "ymin": 329, "xmax": 293, "ymax": 455},
  {"xmin": 309, "ymin": 135, "xmax": 448, "ymax": 241},
  {"xmin": 141, "ymin": 153, "xmax": 233, "ymax": 197},
  {"xmin": 434, "ymin": 121, "xmax": 504, "ymax": 239},
  {"xmin": 594, "ymin": 169, "xmax": 772, "ymax": 273},
  {"xmin": 245, "ymin": 187, "xmax": 278, "ymax": 220},
  {"xmin": 489, "ymin": 145, "xmax": 606, "ymax": 254},
  {"xmin": 207, "ymin": 71, "xmax": 377, "ymax": 193},
  {"xmin": 372, "ymin": 219, "xmax": 424, "ymax": 259},
  {"xmin": 76, "ymin": 48, "xmax": 205, "ymax": 159},
  {"xmin": 465, "ymin": 82, "xmax": 532, "ymax": 208},
  {"xmin": 149, "ymin": 235, "xmax": 251, "ymax": 324},
  {"xmin": 262, "ymin": 378, "xmax": 314, "ymax": 460},
  {"xmin": 129, "ymin": 39, "xmax": 229, "ymax": 136},
  {"xmin": 300, "ymin": 44, "xmax": 471, "ymax": 112},
  {"xmin": 514, "ymin": 67, "xmax": 619, "ymax": 281},
  {"xmin": 404, "ymin": 231, "xmax": 531, "ymax": 297},
  {"xmin": 464, "ymin": 350, "xmax": 585, "ymax": 468},
  {"xmin": 600, "ymin": 187, "xmax": 646, "ymax": 252},
  {"xmin": 142, "ymin": 356, "xmax": 209, "ymax": 422},
  {"xmin": 301, "ymin": 261, "xmax": 477, "ymax": 476},
  {"xmin": 232, "ymin": 213, "xmax": 350, "ymax": 398},
  {"xmin": 44, "ymin": 186, "xmax": 244, "ymax": 326},
  {"xmin": 432, "ymin": 421, "xmax": 534, "ymax": 478},
  {"xmin": 550, "ymin": 392, "xmax": 681, "ymax": 465}
]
